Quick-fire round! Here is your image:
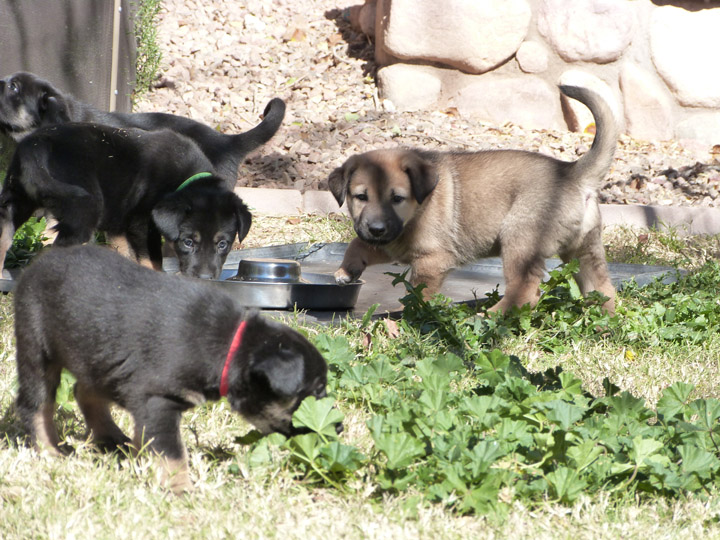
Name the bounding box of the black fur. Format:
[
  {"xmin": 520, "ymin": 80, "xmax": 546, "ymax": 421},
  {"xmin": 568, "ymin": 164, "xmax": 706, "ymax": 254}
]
[
  {"xmin": 0, "ymin": 71, "xmax": 286, "ymax": 182},
  {"xmin": 0, "ymin": 122, "xmax": 251, "ymax": 276},
  {"xmin": 14, "ymin": 245, "xmax": 331, "ymax": 488}
]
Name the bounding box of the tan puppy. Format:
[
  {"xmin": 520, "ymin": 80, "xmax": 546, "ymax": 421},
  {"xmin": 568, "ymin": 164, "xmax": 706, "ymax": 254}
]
[{"xmin": 328, "ymin": 85, "xmax": 617, "ymax": 313}]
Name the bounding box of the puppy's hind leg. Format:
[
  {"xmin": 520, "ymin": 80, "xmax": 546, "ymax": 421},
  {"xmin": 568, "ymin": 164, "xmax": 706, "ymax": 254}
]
[
  {"xmin": 45, "ymin": 187, "xmax": 101, "ymax": 247},
  {"xmin": 15, "ymin": 345, "xmax": 65, "ymax": 456},
  {"xmin": 74, "ymin": 382, "xmax": 131, "ymax": 452},
  {"xmin": 561, "ymin": 227, "xmax": 616, "ymax": 313}
]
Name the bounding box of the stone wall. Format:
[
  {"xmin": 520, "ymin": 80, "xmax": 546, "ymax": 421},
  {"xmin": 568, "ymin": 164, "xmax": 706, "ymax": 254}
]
[{"xmin": 349, "ymin": 0, "xmax": 720, "ymax": 146}]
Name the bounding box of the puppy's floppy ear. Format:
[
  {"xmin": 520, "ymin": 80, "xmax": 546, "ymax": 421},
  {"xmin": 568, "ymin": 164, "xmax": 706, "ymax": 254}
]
[
  {"xmin": 39, "ymin": 93, "xmax": 71, "ymax": 125},
  {"xmin": 233, "ymin": 196, "xmax": 252, "ymax": 243},
  {"xmin": 327, "ymin": 155, "xmax": 359, "ymax": 207},
  {"xmin": 152, "ymin": 195, "xmax": 188, "ymax": 241},
  {"xmin": 401, "ymin": 152, "xmax": 439, "ymax": 204},
  {"xmin": 249, "ymin": 348, "xmax": 305, "ymax": 398}
]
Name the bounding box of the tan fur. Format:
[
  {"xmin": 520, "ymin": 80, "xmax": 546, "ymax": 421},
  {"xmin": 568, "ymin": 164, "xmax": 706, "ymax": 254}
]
[
  {"xmin": 329, "ymin": 86, "xmax": 617, "ymax": 313},
  {"xmin": 106, "ymin": 235, "xmax": 133, "ymax": 258},
  {"xmin": 31, "ymin": 405, "xmax": 63, "ymax": 456}
]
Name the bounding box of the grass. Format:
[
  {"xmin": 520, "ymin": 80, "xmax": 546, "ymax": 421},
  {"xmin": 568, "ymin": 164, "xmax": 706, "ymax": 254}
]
[
  {"xmin": 2, "ymin": 220, "xmax": 720, "ymax": 539},
  {"xmin": 239, "ymin": 212, "xmax": 355, "ymax": 249},
  {"xmin": 131, "ymin": 0, "xmax": 163, "ymax": 101}
]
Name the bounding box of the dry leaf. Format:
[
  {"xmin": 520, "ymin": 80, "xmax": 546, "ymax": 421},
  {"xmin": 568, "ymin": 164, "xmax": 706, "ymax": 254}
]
[{"xmin": 384, "ymin": 318, "xmax": 401, "ymax": 339}]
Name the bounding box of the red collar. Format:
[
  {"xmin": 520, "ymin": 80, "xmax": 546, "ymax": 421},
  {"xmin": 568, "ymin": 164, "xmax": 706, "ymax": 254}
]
[{"xmin": 220, "ymin": 320, "xmax": 247, "ymax": 397}]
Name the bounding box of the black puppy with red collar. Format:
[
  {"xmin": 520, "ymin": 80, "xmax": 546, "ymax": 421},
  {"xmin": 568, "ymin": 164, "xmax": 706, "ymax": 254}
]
[{"xmin": 13, "ymin": 245, "xmax": 333, "ymax": 492}]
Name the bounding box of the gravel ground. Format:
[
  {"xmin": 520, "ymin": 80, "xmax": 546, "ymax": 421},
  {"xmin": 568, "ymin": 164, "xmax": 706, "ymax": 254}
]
[{"xmin": 134, "ymin": 0, "xmax": 720, "ymax": 208}]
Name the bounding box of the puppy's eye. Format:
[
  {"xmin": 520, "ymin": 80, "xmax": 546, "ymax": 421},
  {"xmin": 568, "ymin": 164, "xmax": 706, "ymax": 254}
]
[
  {"xmin": 183, "ymin": 238, "xmax": 194, "ymax": 249},
  {"xmin": 391, "ymin": 194, "xmax": 406, "ymax": 204},
  {"xmin": 217, "ymin": 239, "xmax": 229, "ymax": 251},
  {"xmin": 353, "ymin": 193, "xmax": 368, "ymax": 202},
  {"xmin": 9, "ymin": 80, "xmax": 19, "ymax": 93}
]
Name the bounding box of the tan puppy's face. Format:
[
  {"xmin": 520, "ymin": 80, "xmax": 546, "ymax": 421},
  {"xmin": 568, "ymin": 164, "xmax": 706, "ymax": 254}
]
[{"xmin": 328, "ymin": 150, "xmax": 438, "ymax": 245}]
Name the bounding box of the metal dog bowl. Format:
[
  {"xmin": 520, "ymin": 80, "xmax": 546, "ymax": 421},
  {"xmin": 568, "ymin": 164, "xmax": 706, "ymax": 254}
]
[
  {"xmin": 211, "ymin": 258, "xmax": 363, "ymax": 310},
  {"xmin": 234, "ymin": 258, "xmax": 302, "ymax": 283}
]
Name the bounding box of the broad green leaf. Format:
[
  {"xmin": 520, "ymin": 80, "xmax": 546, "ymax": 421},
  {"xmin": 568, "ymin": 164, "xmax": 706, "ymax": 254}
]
[
  {"xmin": 559, "ymin": 372, "xmax": 585, "ymax": 396},
  {"xmin": 546, "ymin": 467, "xmax": 587, "ymax": 503},
  {"xmin": 285, "ymin": 433, "xmax": 321, "ymax": 464},
  {"xmin": 246, "ymin": 441, "xmax": 273, "ymax": 468},
  {"xmin": 542, "ymin": 400, "xmax": 585, "ymax": 431},
  {"xmin": 688, "ymin": 398, "xmax": 720, "ymax": 432},
  {"xmin": 319, "ymin": 442, "xmax": 365, "ymax": 473},
  {"xmin": 418, "ymin": 388, "xmax": 448, "ymax": 413},
  {"xmin": 292, "ymin": 396, "xmax": 344, "ymax": 438},
  {"xmin": 602, "ymin": 391, "xmax": 652, "ymax": 421},
  {"xmin": 474, "ymin": 350, "xmax": 511, "ymax": 387},
  {"xmin": 313, "ymin": 334, "xmax": 356, "ymax": 366},
  {"xmin": 468, "ymin": 440, "xmax": 505, "ymax": 476},
  {"xmin": 656, "ymin": 381, "xmax": 695, "ymax": 420},
  {"xmin": 678, "ymin": 444, "xmax": 720, "ymax": 475},
  {"xmin": 629, "ymin": 436, "xmax": 664, "ymax": 468},
  {"xmin": 374, "ymin": 432, "xmax": 426, "ymax": 470},
  {"xmin": 566, "ymin": 440, "xmax": 603, "ymax": 472},
  {"xmin": 495, "ymin": 419, "xmax": 533, "ymax": 448}
]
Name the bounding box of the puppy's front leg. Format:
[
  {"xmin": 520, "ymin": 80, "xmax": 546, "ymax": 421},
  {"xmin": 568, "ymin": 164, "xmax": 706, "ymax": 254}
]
[
  {"xmin": 410, "ymin": 251, "xmax": 453, "ymax": 299},
  {"xmin": 74, "ymin": 382, "xmax": 130, "ymax": 451},
  {"xmin": 132, "ymin": 397, "xmax": 191, "ymax": 494},
  {"xmin": 335, "ymin": 237, "xmax": 391, "ymax": 284}
]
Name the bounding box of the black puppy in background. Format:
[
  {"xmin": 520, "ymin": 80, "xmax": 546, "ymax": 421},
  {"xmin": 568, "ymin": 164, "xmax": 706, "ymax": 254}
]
[
  {"xmin": 0, "ymin": 71, "xmax": 286, "ymax": 182},
  {"xmin": 14, "ymin": 245, "xmax": 333, "ymax": 492},
  {"xmin": 152, "ymin": 173, "xmax": 251, "ymax": 279},
  {"xmin": 0, "ymin": 122, "xmax": 251, "ymax": 277}
]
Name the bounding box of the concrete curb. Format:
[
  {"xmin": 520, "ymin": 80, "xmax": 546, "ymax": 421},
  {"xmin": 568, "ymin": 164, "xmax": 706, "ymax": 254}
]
[{"xmin": 234, "ymin": 187, "xmax": 720, "ymax": 236}]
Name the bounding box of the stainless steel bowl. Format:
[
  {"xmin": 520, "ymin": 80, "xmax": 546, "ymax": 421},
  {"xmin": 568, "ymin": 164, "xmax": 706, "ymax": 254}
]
[
  {"xmin": 233, "ymin": 258, "xmax": 302, "ymax": 283},
  {"xmin": 211, "ymin": 257, "xmax": 363, "ymax": 310}
]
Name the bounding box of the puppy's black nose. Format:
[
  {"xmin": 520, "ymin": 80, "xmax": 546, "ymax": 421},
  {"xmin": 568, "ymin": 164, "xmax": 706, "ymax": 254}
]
[{"xmin": 368, "ymin": 223, "xmax": 386, "ymax": 237}]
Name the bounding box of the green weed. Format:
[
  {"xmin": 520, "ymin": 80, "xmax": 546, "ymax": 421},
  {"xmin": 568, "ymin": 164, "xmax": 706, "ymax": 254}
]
[
  {"xmin": 4, "ymin": 217, "xmax": 48, "ymax": 269},
  {"xmin": 243, "ymin": 260, "xmax": 720, "ymax": 518}
]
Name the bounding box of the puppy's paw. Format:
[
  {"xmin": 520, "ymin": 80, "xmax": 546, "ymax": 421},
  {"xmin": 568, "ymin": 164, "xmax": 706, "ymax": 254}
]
[{"xmin": 334, "ymin": 268, "xmax": 357, "ymax": 285}]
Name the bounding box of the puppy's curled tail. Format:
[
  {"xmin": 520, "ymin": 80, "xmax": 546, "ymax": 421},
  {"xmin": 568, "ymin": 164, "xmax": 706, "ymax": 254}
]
[
  {"xmin": 233, "ymin": 97, "xmax": 286, "ymax": 149},
  {"xmin": 560, "ymin": 85, "xmax": 618, "ymax": 185}
]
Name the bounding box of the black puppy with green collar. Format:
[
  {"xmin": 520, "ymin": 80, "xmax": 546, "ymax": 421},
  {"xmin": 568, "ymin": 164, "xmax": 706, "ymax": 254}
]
[{"xmin": 0, "ymin": 122, "xmax": 251, "ymax": 278}]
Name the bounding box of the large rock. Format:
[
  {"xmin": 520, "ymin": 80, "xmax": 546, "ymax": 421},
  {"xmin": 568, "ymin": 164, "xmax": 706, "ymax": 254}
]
[
  {"xmin": 558, "ymin": 70, "xmax": 622, "ymax": 133},
  {"xmin": 377, "ymin": 64, "xmax": 443, "ymax": 111},
  {"xmin": 619, "ymin": 62, "xmax": 674, "ymax": 141},
  {"xmin": 382, "ymin": 0, "xmax": 532, "ymax": 74},
  {"xmin": 452, "ymin": 75, "xmax": 562, "ymax": 130},
  {"xmin": 538, "ymin": 0, "xmax": 635, "ymax": 63},
  {"xmin": 650, "ymin": 6, "xmax": 720, "ymax": 108},
  {"xmin": 516, "ymin": 41, "xmax": 549, "ymax": 74},
  {"xmin": 675, "ymin": 113, "xmax": 720, "ymax": 145}
]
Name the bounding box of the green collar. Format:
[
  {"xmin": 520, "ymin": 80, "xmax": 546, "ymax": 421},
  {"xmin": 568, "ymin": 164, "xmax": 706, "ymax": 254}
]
[{"xmin": 175, "ymin": 172, "xmax": 213, "ymax": 192}]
